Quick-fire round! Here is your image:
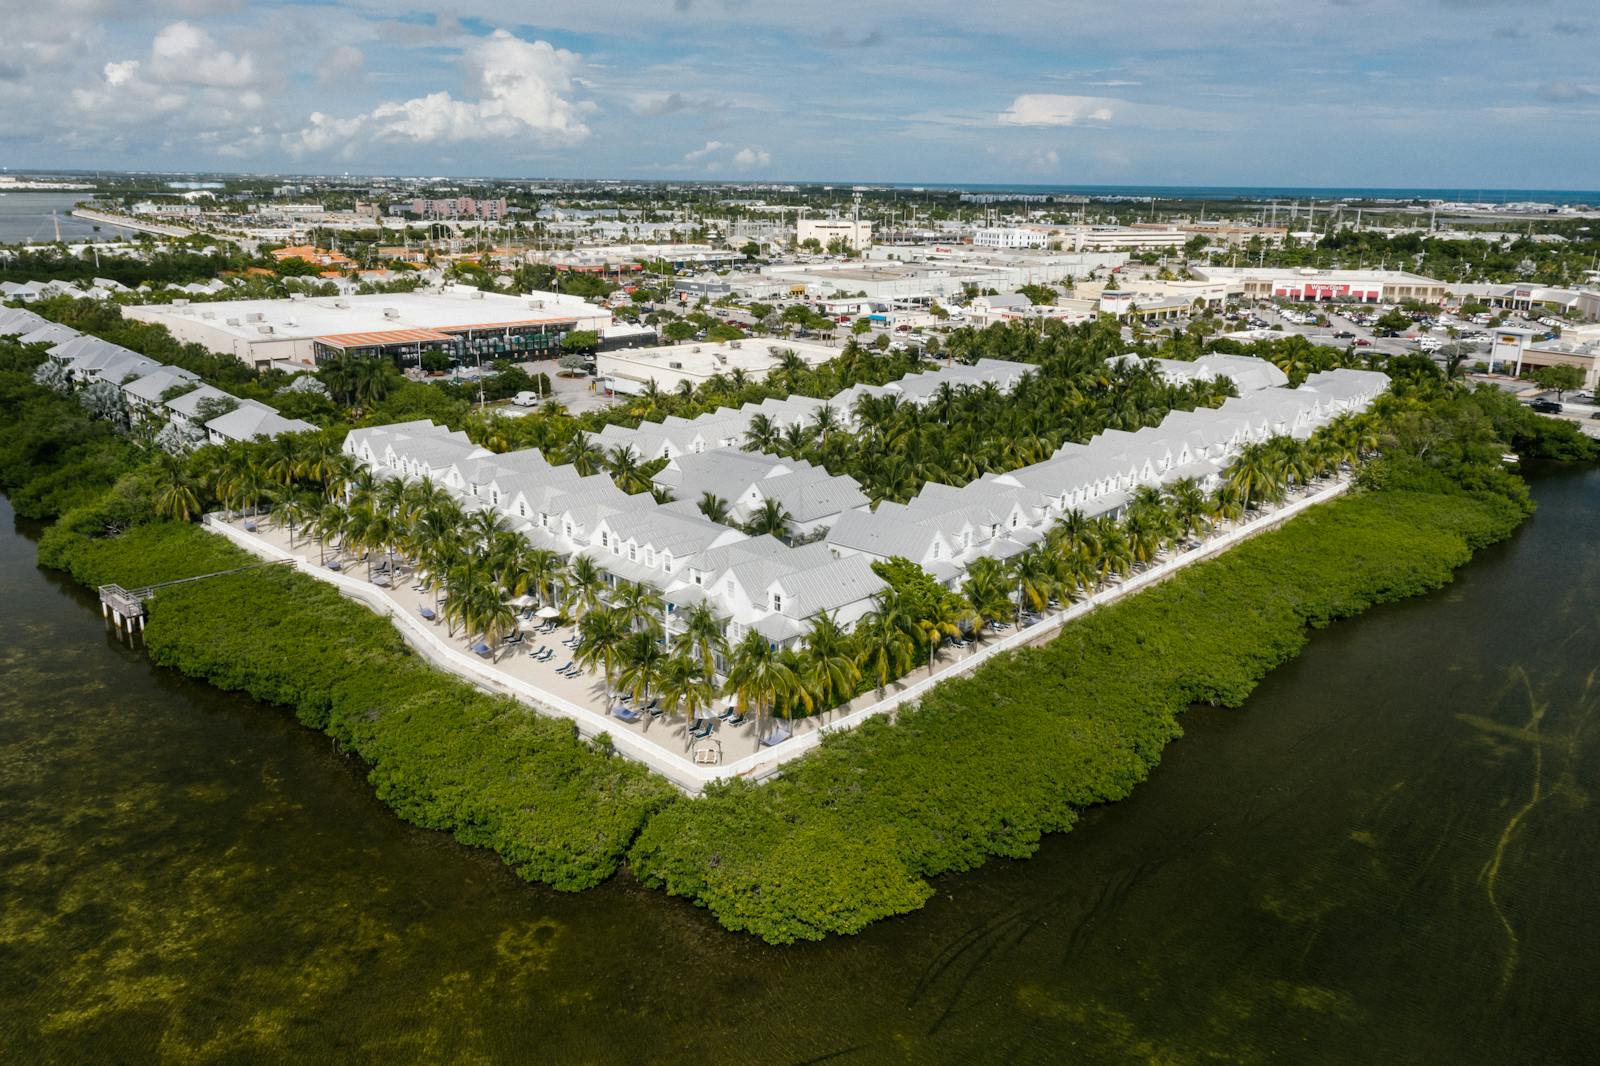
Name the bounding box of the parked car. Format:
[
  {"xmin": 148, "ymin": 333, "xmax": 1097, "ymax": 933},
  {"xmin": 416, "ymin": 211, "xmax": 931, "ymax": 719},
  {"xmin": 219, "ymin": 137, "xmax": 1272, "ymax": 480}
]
[
  {"xmin": 1530, "ymin": 399, "xmax": 1563, "ymax": 414},
  {"xmin": 512, "ymin": 391, "xmax": 541, "ymax": 407},
  {"xmin": 1353, "ymin": 338, "xmax": 1371, "ymax": 347},
  {"xmin": 1333, "ymin": 330, "xmax": 1355, "ymax": 339}
]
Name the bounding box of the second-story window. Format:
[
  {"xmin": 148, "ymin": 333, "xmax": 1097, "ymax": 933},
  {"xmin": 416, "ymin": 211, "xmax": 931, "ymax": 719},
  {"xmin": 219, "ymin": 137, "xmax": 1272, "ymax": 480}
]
[{"xmin": 771, "ymin": 592, "xmax": 783, "ymax": 612}]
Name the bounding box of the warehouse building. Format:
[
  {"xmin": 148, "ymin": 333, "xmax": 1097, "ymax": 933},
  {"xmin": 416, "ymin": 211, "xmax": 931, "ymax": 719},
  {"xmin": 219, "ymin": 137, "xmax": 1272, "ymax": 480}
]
[
  {"xmin": 1192, "ymin": 266, "xmax": 1448, "ymax": 304},
  {"xmin": 124, "ymin": 286, "xmax": 611, "ymax": 370}
]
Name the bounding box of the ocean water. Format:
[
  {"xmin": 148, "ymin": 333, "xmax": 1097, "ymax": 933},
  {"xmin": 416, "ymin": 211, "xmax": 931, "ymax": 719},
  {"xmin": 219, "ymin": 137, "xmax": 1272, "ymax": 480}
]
[
  {"xmin": 880, "ymin": 183, "xmax": 1600, "ymax": 206},
  {"xmin": 0, "ymin": 191, "xmax": 140, "ymax": 245}
]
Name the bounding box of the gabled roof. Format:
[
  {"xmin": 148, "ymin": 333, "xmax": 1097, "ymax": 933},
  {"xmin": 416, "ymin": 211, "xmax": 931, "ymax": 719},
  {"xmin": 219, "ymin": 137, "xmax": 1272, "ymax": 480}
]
[
  {"xmin": 206, "ymin": 400, "xmax": 315, "ymax": 442},
  {"xmin": 122, "ymin": 366, "xmax": 201, "ymax": 403}
]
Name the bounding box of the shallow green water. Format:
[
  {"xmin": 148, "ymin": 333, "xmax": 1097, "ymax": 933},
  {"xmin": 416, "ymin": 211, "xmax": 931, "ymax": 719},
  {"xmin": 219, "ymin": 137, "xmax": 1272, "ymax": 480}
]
[{"xmin": 3, "ymin": 472, "xmax": 1598, "ymax": 1065}]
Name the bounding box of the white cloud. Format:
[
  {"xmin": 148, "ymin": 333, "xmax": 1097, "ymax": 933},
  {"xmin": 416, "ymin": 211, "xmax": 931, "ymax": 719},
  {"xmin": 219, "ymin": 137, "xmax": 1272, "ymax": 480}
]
[
  {"xmin": 999, "ymin": 94, "xmax": 1119, "ymax": 127},
  {"xmin": 683, "ymin": 139, "xmax": 725, "ymax": 162},
  {"xmin": 678, "ymin": 140, "xmax": 770, "ymax": 170},
  {"xmin": 998, "ymin": 93, "xmax": 1227, "ymax": 131},
  {"xmin": 287, "ymin": 29, "xmax": 593, "ymax": 155},
  {"xmin": 145, "ymin": 21, "xmax": 257, "ymax": 88}
]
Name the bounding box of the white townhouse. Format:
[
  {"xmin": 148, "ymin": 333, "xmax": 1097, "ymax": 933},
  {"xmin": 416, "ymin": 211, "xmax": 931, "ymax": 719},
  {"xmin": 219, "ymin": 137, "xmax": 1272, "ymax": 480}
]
[
  {"xmin": 165, "ymin": 384, "xmax": 237, "ymax": 431},
  {"xmin": 339, "ymin": 358, "xmax": 1387, "ymax": 655},
  {"xmin": 205, "ymin": 400, "xmax": 316, "ymax": 445},
  {"xmin": 653, "ymin": 449, "xmax": 869, "ymax": 536},
  {"xmin": 121, "ymin": 365, "xmax": 200, "ymax": 416},
  {"xmin": 0, "ymin": 308, "xmax": 51, "ymax": 336}
]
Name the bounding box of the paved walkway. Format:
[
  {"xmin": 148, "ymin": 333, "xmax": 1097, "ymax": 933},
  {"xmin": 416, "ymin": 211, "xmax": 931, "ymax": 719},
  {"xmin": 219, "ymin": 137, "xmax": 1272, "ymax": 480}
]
[{"xmin": 211, "ymin": 476, "xmax": 1350, "ymax": 791}]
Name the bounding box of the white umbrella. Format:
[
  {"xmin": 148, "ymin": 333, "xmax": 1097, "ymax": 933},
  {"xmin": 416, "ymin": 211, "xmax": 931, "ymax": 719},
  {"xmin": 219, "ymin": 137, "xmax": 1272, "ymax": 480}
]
[
  {"xmin": 509, "ymin": 593, "xmax": 537, "ymax": 608},
  {"xmin": 536, "ymin": 605, "xmax": 562, "ymax": 619}
]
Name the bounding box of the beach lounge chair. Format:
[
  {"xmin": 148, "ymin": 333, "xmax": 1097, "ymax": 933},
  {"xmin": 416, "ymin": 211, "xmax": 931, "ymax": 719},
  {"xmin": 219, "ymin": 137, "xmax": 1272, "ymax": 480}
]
[
  {"xmin": 538, "ymin": 649, "xmax": 555, "ymax": 662},
  {"xmin": 715, "ymin": 707, "xmax": 734, "ymax": 722},
  {"xmin": 554, "ymin": 661, "xmax": 573, "ymax": 672},
  {"xmin": 690, "ymin": 719, "xmax": 715, "ymax": 740},
  {"xmin": 648, "ymin": 703, "xmax": 665, "ymax": 720},
  {"xmin": 726, "ymin": 712, "xmax": 746, "ymax": 727},
  {"xmin": 503, "ymin": 631, "xmax": 523, "ymax": 646}
]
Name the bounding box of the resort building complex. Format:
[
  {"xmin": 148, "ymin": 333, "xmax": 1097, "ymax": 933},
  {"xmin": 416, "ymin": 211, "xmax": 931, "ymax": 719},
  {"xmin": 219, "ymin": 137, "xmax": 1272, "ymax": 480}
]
[{"xmin": 343, "ymin": 356, "xmax": 1389, "ymax": 659}]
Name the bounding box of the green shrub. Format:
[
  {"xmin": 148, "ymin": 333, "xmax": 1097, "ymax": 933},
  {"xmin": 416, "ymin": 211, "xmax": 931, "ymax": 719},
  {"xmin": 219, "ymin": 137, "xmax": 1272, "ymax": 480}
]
[
  {"xmin": 629, "ymin": 486, "xmax": 1526, "ymax": 942},
  {"xmin": 45, "ymin": 522, "xmax": 680, "ymax": 891}
]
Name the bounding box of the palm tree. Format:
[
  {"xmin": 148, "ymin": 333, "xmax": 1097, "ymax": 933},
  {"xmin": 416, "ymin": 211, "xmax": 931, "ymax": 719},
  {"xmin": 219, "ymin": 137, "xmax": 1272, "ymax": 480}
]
[
  {"xmin": 724, "ymin": 629, "xmax": 800, "ymax": 736},
  {"xmin": 680, "ymin": 601, "xmax": 728, "ymax": 678},
  {"xmin": 575, "ymin": 607, "xmax": 627, "ymax": 702},
  {"xmin": 268, "ymin": 494, "xmax": 309, "ymax": 547},
  {"xmin": 606, "ymin": 445, "xmax": 651, "ymax": 494},
  {"xmin": 743, "ymin": 497, "xmax": 792, "ymax": 541},
  {"xmin": 855, "ymin": 590, "xmax": 919, "ymax": 697},
  {"xmin": 657, "ymin": 652, "xmax": 716, "ymax": 745},
  {"xmin": 150, "ymin": 452, "xmax": 202, "ymax": 523},
  {"xmin": 613, "ymin": 579, "xmax": 665, "ymax": 637},
  {"xmin": 743, "ymin": 413, "xmax": 779, "ymax": 452},
  {"xmin": 562, "ymin": 432, "xmax": 605, "ymax": 476},
  {"xmin": 960, "ymin": 556, "xmax": 1014, "ymax": 637},
  {"xmin": 1165, "ymin": 477, "xmax": 1210, "ymax": 543},
  {"xmin": 566, "ymin": 555, "xmax": 607, "ymax": 621},
  {"xmin": 1010, "ymin": 547, "xmax": 1059, "ymax": 618},
  {"xmin": 259, "ymin": 435, "xmax": 301, "ymax": 488},
  {"xmin": 797, "ymin": 612, "xmax": 861, "ymax": 717},
  {"xmin": 1226, "ymin": 441, "xmax": 1286, "ymax": 513},
  {"xmin": 617, "ymin": 630, "xmax": 668, "ymax": 707},
  {"xmin": 307, "ymin": 500, "xmax": 347, "ymax": 565},
  {"xmin": 697, "ymin": 492, "xmax": 732, "ymax": 525}
]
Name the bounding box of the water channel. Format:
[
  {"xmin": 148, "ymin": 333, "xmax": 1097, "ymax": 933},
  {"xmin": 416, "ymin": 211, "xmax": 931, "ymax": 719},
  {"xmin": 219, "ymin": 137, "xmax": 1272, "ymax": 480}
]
[{"xmin": 2, "ymin": 470, "xmax": 1596, "ymax": 1064}]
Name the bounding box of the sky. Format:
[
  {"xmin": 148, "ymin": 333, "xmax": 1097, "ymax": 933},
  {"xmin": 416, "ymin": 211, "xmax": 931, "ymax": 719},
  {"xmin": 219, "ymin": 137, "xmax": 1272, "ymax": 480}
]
[{"xmin": 3, "ymin": 0, "xmax": 1599, "ymax": 188}]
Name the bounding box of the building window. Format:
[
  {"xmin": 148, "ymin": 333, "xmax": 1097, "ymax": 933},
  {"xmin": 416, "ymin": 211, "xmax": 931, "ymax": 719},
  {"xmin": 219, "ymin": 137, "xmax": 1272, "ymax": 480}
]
[
  {"xmin": 645, "ymin": 550, "xmax": 655, "ymax": 567},
  {"xmin": 600, "ymin": 531, "xmax": 608, "ymax": 547},
  {"xmin": 628, "ymin": 546, "xmax": 636, "ymax": 562},
  {"xmin": 693, "ymin": 574, "xmax": 702, "ymax": 586}
]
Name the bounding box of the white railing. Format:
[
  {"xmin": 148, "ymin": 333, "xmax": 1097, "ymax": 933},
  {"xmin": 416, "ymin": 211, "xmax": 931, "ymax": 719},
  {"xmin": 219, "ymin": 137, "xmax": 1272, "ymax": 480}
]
[{"xmin": 202, "ymin": 477, "xmax": 1351, "ymax": 794}]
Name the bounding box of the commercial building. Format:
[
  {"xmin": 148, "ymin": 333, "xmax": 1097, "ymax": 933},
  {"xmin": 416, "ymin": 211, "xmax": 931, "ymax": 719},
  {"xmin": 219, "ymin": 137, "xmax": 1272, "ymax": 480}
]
[
  {"xmin": 1191, "ymin": 266, "xmax": 1448, "ymax": 304},
  {"xmin": 796, "ymin": 219, "xmax": 873, "ymax": 251},
  {"xmin": 596, "ymin": 338, "xmax": 839, "ymax": 397},
  {"xmin": 1487, "ymin": 326, "xmax": 1600, "ymax": 391},
  {"xmin": 972, "ymin": 224, "xmax": 1186, "ymax": 252},
  {"xmin": 408, "ymin": 197, "xmax": 509, "ymax": 221},
  {"xmin": 124, "ymin": 287, "xmax": 611, "ymax": 370},
  {"xmin": 1451, "ymin": 283, "xmax": 1600, "ymax": 323}
]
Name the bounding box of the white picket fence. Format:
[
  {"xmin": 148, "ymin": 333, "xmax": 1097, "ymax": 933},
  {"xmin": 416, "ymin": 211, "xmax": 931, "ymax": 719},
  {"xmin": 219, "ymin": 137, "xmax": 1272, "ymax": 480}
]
[{"xmin": 203, "ymin": 477, "xmax": 1351, "ymax": 794}]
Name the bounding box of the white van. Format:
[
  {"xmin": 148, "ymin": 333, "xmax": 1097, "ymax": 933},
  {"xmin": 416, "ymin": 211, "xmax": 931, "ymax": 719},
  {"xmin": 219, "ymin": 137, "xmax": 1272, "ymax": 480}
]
[{"xmin": 512, "ymin": 391, "xmax": 541, "ymax": 407}]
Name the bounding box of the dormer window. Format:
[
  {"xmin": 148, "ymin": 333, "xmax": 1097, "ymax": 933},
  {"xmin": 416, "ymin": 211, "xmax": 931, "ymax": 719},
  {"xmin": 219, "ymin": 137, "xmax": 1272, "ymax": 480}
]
[
  {"xmin": 628, "ymin": 546, "xmax": 637, "ymax": 562},
  {"xmin": 771, "ymin": 591, "xmax": 783, "ymax": 612},
  {"xmin": 600, "ymin": 531, "xmax": 609, "ymax": 548},
  {"xmin": 645, "ymin": 550, "xmax": 655, "ymax": 567}
]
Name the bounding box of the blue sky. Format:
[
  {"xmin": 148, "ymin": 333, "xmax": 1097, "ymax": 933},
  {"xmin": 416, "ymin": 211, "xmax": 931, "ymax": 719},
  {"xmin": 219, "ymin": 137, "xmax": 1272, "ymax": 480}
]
[{"xmin": 3, "ymin": 0, "xmax": 1598, "ymax": 187}]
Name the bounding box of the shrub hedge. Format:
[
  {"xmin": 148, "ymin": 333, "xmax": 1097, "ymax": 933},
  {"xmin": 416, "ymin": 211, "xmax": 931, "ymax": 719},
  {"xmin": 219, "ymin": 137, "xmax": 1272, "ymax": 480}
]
[
  {"xmin": 43, "ymin": 521, "xmax": 679, "ymax": 891},
  {"xmin": 627, "ymin": 486, "xmax": 1527, "ymax": 942}
]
